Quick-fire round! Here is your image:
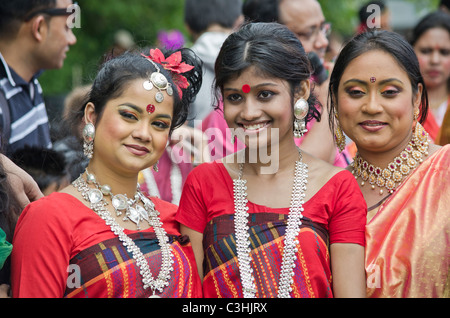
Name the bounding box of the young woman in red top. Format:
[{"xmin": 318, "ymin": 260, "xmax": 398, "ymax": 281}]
[
  {"xmin": 176, "ymin": 22, "xmax": 367, "ymax": 298},
  {"xmin": 11, "ymin": 48, "xmax": 203, "ymax": 298}
]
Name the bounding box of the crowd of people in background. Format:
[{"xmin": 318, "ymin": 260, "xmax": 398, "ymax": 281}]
[{"xmin": 0, "ymin": 0, "xmax": 448, "ymax": 299}]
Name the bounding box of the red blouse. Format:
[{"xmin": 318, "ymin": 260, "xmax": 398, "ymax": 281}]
[
  {"xmin": 11, "ymin": 193, "xmax": 202, "ymax": 298},
  {"xmin": 176, "ymin": 161, "xmax": 367, "ymax": 298},
  {"xmin": 177, "ymin": 161, "xmax": 367, "ymax": 246}
]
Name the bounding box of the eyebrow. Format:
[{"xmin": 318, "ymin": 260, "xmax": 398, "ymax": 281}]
[
  {"xmin": 118, "ymin": 103, "xmax": 172, "ymax": 120},
  {"xmin": 119, "ymin": 103, "xmax": 143, "ymax": 113},
  {"xmin": 223, "ymin": 83, "xmax": 279, "ymax": 91},
  {"xmin": 343, "ymin": 78, "xmax": 404, "ymax": 86}
]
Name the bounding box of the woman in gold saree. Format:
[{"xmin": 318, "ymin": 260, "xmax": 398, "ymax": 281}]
[{"xmin": 328, "ymin": 30, "xmax": 449, "ymax": 297}]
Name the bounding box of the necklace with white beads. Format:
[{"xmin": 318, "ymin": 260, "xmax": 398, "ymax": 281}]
[
  {"xmin": 233, "ymin": 148, "xmax": 308, "ymax": 298},
  {"xmin": 72, "ymin": 171, "xmax": 174, "ymax": 297}
]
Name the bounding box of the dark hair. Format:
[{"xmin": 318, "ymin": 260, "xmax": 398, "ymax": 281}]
[
  {"xmin": 184, "ymin": 0, "xmax": 243, "ymax": 34},
  {"xmin": 243, "ymin": 0, "xmax": 279, "ymax": 23},
  {"xmin": 11, "ymin": 146, "xmax": 69, "ymax": 193},
  {"xmin": 0, "ymin": 0, "xmax": 56, "ymax": 37},
  {"xmin": 70, "ymin": 47, "xmax": 202, "ymax": 134},
  {"xmin": 328, "ymin": 30, "xmax": 429, "ymax": 133},
  {"xmin": 214, "ymin": 22, "xmax": 321, "ymax": 124},
  {"xmin": 409, "ymin": 10, "xmax": 450, "ymax": 47}
]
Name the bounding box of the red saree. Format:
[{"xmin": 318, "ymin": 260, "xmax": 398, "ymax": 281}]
[{"xmin": 365, "ymin": 145, "xmax": 450, "ymax": 298}]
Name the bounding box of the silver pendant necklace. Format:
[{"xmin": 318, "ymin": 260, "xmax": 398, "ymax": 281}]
[
  {"xmin": 73, "ymin": 170, "xmax": 174, "ymax": 297},
  {"xmin": 85, "ymin": 168, "xmax": 150, "ymax": 230},
  {"xmin": 233, "ymin": 148, "xmax": 308, "ymax": 298}
]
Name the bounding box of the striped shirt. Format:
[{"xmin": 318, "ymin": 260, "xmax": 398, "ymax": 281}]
[{"xmin": 0, "ymin": 53, "xmax": 52, "ymax": 155}]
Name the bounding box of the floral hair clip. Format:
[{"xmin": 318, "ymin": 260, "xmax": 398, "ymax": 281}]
[
  {"xmin": 141, "ymin": 54, "xmax": 173, "ymax": 103},
  {"xmin": 141, "ymin": 48, "xmax": 194, "ymax": 101}
]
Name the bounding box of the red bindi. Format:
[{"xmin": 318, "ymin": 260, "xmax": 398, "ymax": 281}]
[
  {"xmin": 146, "ymin": 104, "xmax": 155, "ymax": 114},
  {"xmin": 242, "ymin": 84, "xmax": 251, "ymax": 94}
]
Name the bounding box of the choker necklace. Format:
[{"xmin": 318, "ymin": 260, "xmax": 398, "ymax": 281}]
[
  {"xmin": 351, "ymin": 123, "xmax": 429, "ymax": 195},
  {"xmin": 73, "ymin": 170, "xmax": 174, "ymax": 297},
  {"xmin": 233, "ymin": 148, "xmax": 308, "ymax": 298}
]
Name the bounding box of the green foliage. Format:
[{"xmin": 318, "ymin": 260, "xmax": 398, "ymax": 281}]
[
  {"xmin": 41, "ymin": 0, "xmax": 441, "ymax": 96},
  {"xmin": 40, "ymin": 0, "xmax": 187, "ymax": 96},
  {"xmin": 320, "ymin": 0, "xmax": 440, "ymax": 40},
  {"xmin": 320, "ymin": 0, "xmax": 361, "ymax": 38}
]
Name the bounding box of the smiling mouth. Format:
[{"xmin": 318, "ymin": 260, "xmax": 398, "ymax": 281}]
[
  {"xmin": 125, "ymin": 144, "xmax": 150, "ymax": 156},
  {"xmin": 240, "ymin": 122, "xmax": 271, "ymax": 131},
  {"xmin": 360, "ymin": 120, "xmax": 386, "ymax": 126},
  {"xmin": 359, "ymin": 120, "xmax": 387, "ymax": 131}
]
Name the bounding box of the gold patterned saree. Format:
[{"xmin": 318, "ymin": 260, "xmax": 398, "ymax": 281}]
[{"xmin": 365, "ymin": 145, "xmax": 450, "ymax": 298}]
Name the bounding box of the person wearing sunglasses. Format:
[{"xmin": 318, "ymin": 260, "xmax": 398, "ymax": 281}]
[{"xmin": 0, "ymin": 0, "xmax": 77, "ymax": 156}]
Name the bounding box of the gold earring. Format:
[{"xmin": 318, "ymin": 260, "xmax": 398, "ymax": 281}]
[
  {"xmin": 414, "ymin": 108, "xmax": 420, "ymax": 121},
  {"xmin": 334, "ymin": 114, "xmax": 346, "ymax": 153}
]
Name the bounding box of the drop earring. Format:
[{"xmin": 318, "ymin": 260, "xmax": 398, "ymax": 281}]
[
  {"xmin": 414, "ymin": 108, "xmax": 420, "ymax": 122},
  {"xmin": 82, "ymin": 123, "xmax": 95, "ymax": 159},
  {"xmin": 293, "ymin": 98, "xmax": 309, "ymax": 138},
  {"xmin": 153, "ymin": 160, "xmax": 159, "ymax": 172},
  {"xmin": 334, "ymin": 114, "xmax": 346, "ymax": 153}
]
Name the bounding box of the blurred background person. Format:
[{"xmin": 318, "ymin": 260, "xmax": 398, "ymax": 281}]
[
  {"xmin": 410, "ymin": 10, "xmax": 450, "ymax": 145},
  {"xmin": 0, "ymin": 152, "xmax": 42, "ymax": 297},
  {"xmin": 439, "ymin": 0, "xmax": 450, "ymax": 13},
  {"xmin": 184, "ymin": 0, "xmax": 244, "ymax": 125},
  {"xmin": 243, "ymin": 0, "xmax": 330, "ymax": 67},
  {"xmin": 356, "ymin": 1, "xmax": 392, "ymax": 34},
  {"xmin": 110, "ymin": 29, "xmax": 136, "ymax": 57},
  {"xmin": 53, "ymin": 84, "xmax": 91, "ymax": 181},
  {"xmin": 183, "ymin": 0, "xmax": 245, "ymax": 162},
  {"xmin": 0, "ymin": 0, "xmax": 77, "ymax": 155},
  {"xmin": 11, "ymin": 146, "xmax": 70, "ymax": 196},
  {"xmin": 0, "ymin": 156, "xmax": 21, "ymax": 297}
]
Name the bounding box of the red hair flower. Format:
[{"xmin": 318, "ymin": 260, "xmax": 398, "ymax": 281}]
[{"xmin": 143, "ymin": 48, "xmax": 194, "ymax": 98}]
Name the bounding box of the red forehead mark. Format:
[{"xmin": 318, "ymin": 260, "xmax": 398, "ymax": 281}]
[
  {"xmin": 147, "ymin": 104, "xmax": 155, "ymax": 114},
  {"xmin": 242, "ymin": 84, "xmax": 251, "ymax": 94},
  {"xmin": 370, "ymin": 77, "xmax": 376, "ymax": 83}
]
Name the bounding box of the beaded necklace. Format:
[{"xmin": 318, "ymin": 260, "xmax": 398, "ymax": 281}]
[
  {"xmin": 73, "ymin": 171, "xmax": 174, "ymax": 297},
  {"xmin": 233, "ymin": 148, "xmax": 308, "ymax": 298}
]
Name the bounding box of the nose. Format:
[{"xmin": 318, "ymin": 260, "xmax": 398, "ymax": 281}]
[
  {"xmin": 68, "ymin": 29, "xmax": 77, "ymax": 46},
  {"xmin": 240, "ymin": 98, "xmax": 263, "ymax": 122},
  {"xmin": 314, "ymin": 31, "xmax": 329, "ymax": 51},
  {"xmin": 132, "ymin": 122, "xmax": 152, "ymax": 143},
  {"xmin": 362, "ymin": 92, "xmax": 383, "ymax": 115},
  {"xmin": 430, "ymin": 50, "xmax": 441, "ymax": 64}
]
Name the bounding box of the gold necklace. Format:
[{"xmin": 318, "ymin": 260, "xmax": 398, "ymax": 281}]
[{"xmin": 351, "ymin": 123, "xmax": 429, "ymax": 195}]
